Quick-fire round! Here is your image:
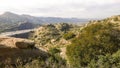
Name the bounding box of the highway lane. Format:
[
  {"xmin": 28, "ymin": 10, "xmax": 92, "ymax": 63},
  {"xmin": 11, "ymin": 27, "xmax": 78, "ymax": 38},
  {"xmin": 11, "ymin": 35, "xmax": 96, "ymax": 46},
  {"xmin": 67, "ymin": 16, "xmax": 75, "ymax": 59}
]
[{"xmin": 0, "ymin": 29, "xmax": 34, "ymax": 37}]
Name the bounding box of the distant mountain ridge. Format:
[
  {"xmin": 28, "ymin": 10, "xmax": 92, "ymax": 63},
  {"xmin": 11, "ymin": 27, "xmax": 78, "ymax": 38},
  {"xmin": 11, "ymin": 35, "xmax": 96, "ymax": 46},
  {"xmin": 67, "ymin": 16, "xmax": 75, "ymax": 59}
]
[
  {"xmin": 0, "ymin": 12, "xmax": 89, "ymax": 24},
  {"xmin": 0, "ymin": 12, "xmax": 89, "ymax": 33}
]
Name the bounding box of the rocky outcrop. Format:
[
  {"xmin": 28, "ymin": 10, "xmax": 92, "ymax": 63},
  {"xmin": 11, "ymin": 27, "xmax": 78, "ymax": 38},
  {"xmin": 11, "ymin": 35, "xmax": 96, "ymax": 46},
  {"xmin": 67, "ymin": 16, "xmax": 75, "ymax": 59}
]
[
  {"xmin": 0, "ymin": 36, "xmax": 35, "ymax": 49},
  {"xmin": 0, "ymin": 37, "xmax": 48, "ymax": 64}
]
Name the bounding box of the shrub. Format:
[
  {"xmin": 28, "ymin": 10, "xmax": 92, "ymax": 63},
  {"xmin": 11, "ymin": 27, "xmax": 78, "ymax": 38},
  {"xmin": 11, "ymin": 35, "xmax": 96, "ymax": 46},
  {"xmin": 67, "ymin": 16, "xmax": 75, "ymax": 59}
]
[
  {"xmin": 88, "ymin": 50, "xmax": 120, "ymax": 68},
  {"xmin": 66, "ymin": 23, "xmax": 120, "ymax": 67},
  {"xmin": 56, "ymin": 23, "xmax": 70, "ymax": 32},
  {"xmin": 49, "ymin": 47, "xmax": 61, "ymax": 55},
  {"xmin": 63, "ymin": 32, "xmax": 75, "ymax": 40}
]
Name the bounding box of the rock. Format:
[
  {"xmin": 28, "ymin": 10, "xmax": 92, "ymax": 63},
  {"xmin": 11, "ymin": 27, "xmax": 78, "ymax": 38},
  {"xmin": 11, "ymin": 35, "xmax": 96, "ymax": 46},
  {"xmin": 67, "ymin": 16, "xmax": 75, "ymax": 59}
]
[
  {"xmin": 15, "ymin": 41, "xmax": 34, "ymax": 49},
  {"xmin": 0, "ymin": 36, "xmax": 35, "ymax": 49},
  {"xmin": 0, "ymin": 36, "xmax": 48, "ymax": 64},
  {"xmin": 51, "ymin": 39, "xmax": 56, "ymax": 43}
]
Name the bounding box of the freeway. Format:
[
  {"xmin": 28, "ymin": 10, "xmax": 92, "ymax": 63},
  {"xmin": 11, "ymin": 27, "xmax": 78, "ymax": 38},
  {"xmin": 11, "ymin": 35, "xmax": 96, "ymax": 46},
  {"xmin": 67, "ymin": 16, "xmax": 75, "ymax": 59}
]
[{"xmin": 0, "ymin": 29, "xmax": 34, "ymax": 37}]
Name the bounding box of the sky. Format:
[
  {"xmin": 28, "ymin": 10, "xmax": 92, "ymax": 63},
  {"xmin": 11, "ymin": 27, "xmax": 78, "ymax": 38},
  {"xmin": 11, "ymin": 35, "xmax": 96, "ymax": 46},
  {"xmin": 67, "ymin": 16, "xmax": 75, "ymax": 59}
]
[{"xmin": 0, "ymin": 0, "xmax": 120, "ymax": 18}]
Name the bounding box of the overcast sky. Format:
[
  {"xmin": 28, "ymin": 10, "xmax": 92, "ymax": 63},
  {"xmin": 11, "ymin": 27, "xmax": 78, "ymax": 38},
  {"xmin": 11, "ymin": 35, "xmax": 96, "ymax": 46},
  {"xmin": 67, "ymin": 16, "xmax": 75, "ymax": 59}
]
[{"xmin": 0, "ymin": 0, "xmax": 120, "ymax": 18}]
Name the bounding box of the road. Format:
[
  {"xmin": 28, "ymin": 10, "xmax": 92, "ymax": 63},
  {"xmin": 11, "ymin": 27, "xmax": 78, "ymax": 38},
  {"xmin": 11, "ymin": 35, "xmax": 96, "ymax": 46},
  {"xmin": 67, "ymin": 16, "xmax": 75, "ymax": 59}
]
[{"xmin": 0, "ymin": 29, "xmax": 34, "ymax": 37}]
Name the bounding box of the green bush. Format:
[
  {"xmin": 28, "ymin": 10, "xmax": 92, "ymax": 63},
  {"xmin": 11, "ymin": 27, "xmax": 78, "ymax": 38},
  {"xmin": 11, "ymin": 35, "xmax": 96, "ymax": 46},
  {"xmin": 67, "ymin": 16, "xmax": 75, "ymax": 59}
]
[
  {"xmin": 87, "ymin": 50, "xmax": 120, "ymax": 68},
  {"xmin": 47, "ymin": 47, "xmax": 67, "ymax": 68},
  {"xmin": 66, "ymin": 23, "xmax": 120, "ymax": 67},
  {"xmin": 0, "ymin": 53, "xmax": 67, "ymax": 68},
  {"xmin": 49, "ymin": 47, "xmax": 61, "ymax": 55},
  {"xmin": 56, "ymin": 23, "xmax": 70, "ymax": 32},
  {"xmin": 63, "ymin": 32, "xmax": 75, "ymax": 40}
]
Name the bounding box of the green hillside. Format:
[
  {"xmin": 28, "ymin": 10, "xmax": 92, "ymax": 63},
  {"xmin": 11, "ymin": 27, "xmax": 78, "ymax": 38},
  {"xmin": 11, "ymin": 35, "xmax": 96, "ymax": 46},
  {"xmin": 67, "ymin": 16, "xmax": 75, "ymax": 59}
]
[
  {"xmin": 1, "ymin": 15, "xmax": 120, "ymax": 68},
  {"xmin": 29, "ymin": 15, "xmax": 120, "ymax": 68}
]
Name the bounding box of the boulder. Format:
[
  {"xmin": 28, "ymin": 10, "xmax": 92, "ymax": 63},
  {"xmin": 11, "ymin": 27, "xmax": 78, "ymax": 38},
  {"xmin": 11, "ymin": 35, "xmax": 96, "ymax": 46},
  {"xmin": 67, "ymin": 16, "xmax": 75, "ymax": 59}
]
[
  {"xmin": 0, "ymin": 36, "xmax": 35, "ymax": 49},
  {"xmin": 0, "ymin": 36, "xmax": 48, "ymax": 64}
]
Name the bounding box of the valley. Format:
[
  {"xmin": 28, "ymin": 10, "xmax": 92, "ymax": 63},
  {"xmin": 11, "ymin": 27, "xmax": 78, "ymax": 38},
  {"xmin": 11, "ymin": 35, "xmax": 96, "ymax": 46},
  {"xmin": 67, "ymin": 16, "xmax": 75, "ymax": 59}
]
[{"xmin": 0, "ymin": 29, "xmax": 34, "ymax": 38}]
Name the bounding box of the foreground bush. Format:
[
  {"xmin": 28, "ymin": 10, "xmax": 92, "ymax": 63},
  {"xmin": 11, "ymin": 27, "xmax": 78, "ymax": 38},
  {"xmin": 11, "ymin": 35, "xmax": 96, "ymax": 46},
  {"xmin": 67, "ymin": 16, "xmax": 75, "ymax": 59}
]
[
  {"xmin": 88, "ymin": 50, "xmax": 120, "ymax": 68},
  {"xmin": 66, "ymin": 23, "xmax": 120, "ymax": 67},
  {"xmin": 0, "ymin": 54, "xmax": 67, "ymax": 68}
]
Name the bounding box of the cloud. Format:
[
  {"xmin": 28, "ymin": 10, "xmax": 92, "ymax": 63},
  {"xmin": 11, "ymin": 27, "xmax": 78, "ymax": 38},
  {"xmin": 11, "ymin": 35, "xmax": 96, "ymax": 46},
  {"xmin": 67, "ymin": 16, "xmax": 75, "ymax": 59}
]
[{"xmin": 0, "ymin": 0, "xmax": 120, "ymax": 18}]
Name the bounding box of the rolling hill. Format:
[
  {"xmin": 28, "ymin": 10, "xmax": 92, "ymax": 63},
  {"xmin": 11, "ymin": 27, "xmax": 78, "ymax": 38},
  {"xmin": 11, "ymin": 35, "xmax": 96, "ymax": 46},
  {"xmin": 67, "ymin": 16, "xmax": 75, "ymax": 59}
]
[
  {"xmin": 0, "ymin": 12, "xmax": 89, "ymax": 24},
  {"xmin": 0, "ymin": 12, "xmax": 89, "ymax": 33}
]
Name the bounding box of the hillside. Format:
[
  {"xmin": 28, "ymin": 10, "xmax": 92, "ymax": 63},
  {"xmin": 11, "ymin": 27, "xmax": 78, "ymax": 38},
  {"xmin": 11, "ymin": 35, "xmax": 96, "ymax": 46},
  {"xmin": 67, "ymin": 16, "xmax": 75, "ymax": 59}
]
[
  {"xmin": 0, "ymin": 12, "xmax": 88, "ymax": 33},
  {"xmin": 0, "ymin": 21, "xmax": 37, "ymax": 33},
  {"xmin": 30, "ymin": 23, "xmax": 80, "ymax": 48},
  {"xmin": 29, "ymin": 15, "xmax": 120, "ymax": 68},
  {"xmin": 0, "ymin": 12, "xmax": 89, "ymax": 24},
  {"xmin": 1, "ymin": 15, "xmax": 120, "ymax": 68}
]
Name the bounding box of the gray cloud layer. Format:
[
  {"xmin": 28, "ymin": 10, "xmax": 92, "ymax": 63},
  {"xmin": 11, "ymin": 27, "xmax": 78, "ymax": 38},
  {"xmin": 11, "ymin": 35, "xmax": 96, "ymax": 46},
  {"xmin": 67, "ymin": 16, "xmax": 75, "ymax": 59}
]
[{"xmin": 0, "ymin": 0, "xmax": 120, "ymax": 18}]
